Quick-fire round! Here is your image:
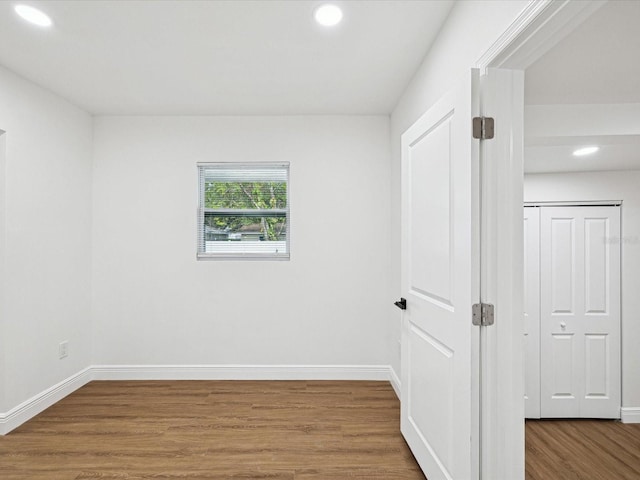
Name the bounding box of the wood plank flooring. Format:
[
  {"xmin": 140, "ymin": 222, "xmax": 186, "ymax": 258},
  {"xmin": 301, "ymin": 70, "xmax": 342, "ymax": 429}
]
[
  {"xmin": 4, "ymin": 381, "xmax": 640, "ymax": 479},
  {"xmin": 526, "ymin": 419, "xmax": 640, "ymax": 480},
  {"xmin": 0, "ymin": 380, "xmax": 425, "ymax": 480}
]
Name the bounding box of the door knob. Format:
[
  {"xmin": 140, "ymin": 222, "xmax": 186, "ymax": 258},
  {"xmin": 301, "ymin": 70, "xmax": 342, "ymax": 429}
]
[
  {"xmin": 394, "ymin": 298, "xmax": 407, "ymax": 310},
  {"xmin": 560, "ymin": 322, "xmax": 567, "ymax": 330}
]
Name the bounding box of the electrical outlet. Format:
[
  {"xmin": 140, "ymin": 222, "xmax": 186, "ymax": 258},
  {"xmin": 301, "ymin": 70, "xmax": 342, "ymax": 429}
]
[{"xmin": 59, "ymin": 341, "xmax": 68, "ymax": 359}]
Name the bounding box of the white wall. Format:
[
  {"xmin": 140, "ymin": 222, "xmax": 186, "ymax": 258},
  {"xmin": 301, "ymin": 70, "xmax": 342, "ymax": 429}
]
[
  {"xmin": 91, "ymin": 116, "xmax": 391, "ymax": 367},
  {"xmin": 525, "ymin": 171, "xmax": 640, "ymax": 410},
  {"xmin": 388, "ymin": 0, "xmax": 529, "ymax": 377},
  {"xmin": 0, "ymin": 65, "xmax": 93, "ymax": 413}
]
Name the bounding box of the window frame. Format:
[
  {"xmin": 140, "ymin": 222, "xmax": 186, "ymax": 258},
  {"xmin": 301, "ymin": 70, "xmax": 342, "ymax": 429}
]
[{"xmin": 197, "ymin": 162, "xmax": 290, "ymax": 261}]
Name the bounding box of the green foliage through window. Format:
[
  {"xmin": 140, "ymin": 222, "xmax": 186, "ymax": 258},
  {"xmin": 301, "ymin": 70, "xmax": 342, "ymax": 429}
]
[{"xmin": 204, "ymin": 181, "xmax": 287, "ymax": 241}]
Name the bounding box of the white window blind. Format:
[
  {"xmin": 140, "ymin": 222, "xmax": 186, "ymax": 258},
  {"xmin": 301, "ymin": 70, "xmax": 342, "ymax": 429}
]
[{"xmin": 197, "ymin": 163, "xmax": 290, "ymax": 260}]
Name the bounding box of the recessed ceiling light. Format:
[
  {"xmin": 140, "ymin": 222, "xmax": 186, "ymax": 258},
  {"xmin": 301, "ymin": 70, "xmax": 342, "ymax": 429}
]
[
  {"xmin": 314, "ymin": 4, "xmax": 343, "ymax": 27},
  {"xmin": 572, "ymin": 146, "xmax": 599, "ymax": 157},
  {"xmin": 14, "ymin": 4, "xmax": 53, "ymax": 28}
]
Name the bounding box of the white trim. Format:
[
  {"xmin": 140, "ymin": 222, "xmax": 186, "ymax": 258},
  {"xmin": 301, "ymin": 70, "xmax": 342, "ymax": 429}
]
[
  {"xmin": 524, "ymin": 201, "xmax": 622, "ymax": 207},
  {"xmin": 477, "ymin": 0, "xmax": 606, "ymax": 71},
  {"xmin": 480, "ymin": 68, "xmax": 526, "ymax": 480},
  {"xmin": 476, "ymin": 0, "xmax": 554, "ymax": 70},
  {"xmin": 621, "ymin": 407, "xmax": 640, "ymax": 424},
  {"xmin": 91, "ymin": 364, "xmax": 391, "ymax": 381},
  {"xmin": 197, "ymin": 162, "xmax": 289, "ymax": 168},
  {"xmin": 0, "ymin": 367, "xmax": 92, "ymax": 435},
  {"xmin": 389, "ymin": 366, "xmax": 401, "ymax": 399}
]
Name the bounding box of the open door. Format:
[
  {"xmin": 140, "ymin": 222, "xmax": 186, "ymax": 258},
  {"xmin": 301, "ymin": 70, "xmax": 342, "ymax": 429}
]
[{"xmin": 400, "ymin": 70, "xmax": 480, "ymax": 480}]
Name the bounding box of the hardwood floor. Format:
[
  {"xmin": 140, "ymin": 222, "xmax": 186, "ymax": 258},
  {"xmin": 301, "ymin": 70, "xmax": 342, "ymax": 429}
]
[
  {"xmin": 5, "ymin": 381, "xmax": 639, "ymax": 479},
  {"xmin": 0, "ymin": 380, "xmax": 425, "ymax": 480},
  {"xmin": 526, "ymin": 419, "xmax": 640, "ymax": 480}
]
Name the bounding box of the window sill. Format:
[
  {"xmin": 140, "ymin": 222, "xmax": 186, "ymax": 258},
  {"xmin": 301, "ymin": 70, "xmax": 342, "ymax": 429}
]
[{"xmin": 197, "ymin": 253, "xmax": 290, "ymax": 261}]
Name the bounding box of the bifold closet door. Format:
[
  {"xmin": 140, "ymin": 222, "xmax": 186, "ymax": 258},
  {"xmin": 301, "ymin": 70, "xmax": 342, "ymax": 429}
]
[
  {"xmin": 540, "ymin": 206, "xmax": 620, "ymax": 418},
  {"xmin": 524, "ymin": 207, "xmax": 540, "ymax": 418}
]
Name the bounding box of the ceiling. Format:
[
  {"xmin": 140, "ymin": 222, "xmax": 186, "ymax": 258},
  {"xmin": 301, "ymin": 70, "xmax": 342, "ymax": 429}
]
[
  {"xmin": 524, "ymin": 0, "xmax": 640, "ymax": 174},
  {"xmin": 525, "ymin": 136, "xmax": 640, "ymax": 174},
  {"xmin": 525, "ymin": 0, "xmax": 640, "ymax": 106},
  {"xmin": 0, "ymin": 0, "xmax": 454, "ymax": 115}
]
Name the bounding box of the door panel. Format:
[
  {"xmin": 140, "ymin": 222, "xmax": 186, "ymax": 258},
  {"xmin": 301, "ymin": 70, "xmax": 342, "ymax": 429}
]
[
  {"xmin": 550, "ymin": 218, "xmax": 575, "ymax": 314},
  {"xmin": 585, "ymin": 218, "xmax": 608, "ymax": 313},
  {"xmin": 401, "ymin": 70, "xmax": 479, "ymax": 480},
  {"xmin": 407, "ymin": 325, "xmax": 454, "ymax": 470},
  {"xmin": 550, "ymin": 333, "xmax": 575, "ymax": 398},
  {"xmin": 409, "ymin": 116, "xmax": 453, "ymax": 306},
  {"xmin": 585, "ymin": 334, "xmax": 608, "ymax": 397},
  {"xmin": 540, "ymin": 206, "xmax": 620, "ymax": 418}
]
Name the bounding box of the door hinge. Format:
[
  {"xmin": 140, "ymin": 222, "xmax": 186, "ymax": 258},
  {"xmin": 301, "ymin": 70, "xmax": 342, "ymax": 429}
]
[
  {"xmin": 472, "ymin": 303, "xmax": 495, "ymax": 326},
  {"xmin": 472, "ymin": 117, "xmax": 494, "ymax": 140}
]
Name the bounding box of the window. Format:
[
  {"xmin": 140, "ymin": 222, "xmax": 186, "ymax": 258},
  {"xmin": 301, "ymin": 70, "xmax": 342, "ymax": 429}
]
[{"xmin": 197, "ymin": 163, "xmax": 289, "ymax": 260}]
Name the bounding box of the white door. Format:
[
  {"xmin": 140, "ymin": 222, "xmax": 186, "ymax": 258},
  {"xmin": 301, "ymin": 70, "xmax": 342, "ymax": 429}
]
[
  {"xmin": 400, "ymin": 70, "xmax": 479, "ymax": 479},
  {"xmin": 523, "ymin": 207, "xmax": 540, "ymax": 418},
  {"xmin": 540, "ymin": 206, "xmax": 621, "ymax": 418}
]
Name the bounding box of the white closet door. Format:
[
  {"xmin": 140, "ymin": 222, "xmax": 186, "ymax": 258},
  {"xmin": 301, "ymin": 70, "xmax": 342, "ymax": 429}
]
[
  {"xmin": 540, "ymin": 206, "xmax": 620, "ymax": 418},
  {"xmin": 524, "ymin": 207, "xmax": 540, "ymax": 418}
]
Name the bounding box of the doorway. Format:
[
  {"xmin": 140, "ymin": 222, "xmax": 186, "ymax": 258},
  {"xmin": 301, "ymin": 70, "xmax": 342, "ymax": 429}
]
[
  {"xmin": 474, "ymin": 0, "xmax": 640, "ymax": 478},
  {"xmin": 519, "ymin": 1, "xmax": 640, "ymax": 478}
]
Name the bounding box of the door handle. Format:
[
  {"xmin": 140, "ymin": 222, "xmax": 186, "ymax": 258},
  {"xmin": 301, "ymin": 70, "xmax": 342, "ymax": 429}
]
[{"xmin": 394, "ymin": 298, "xmax": 407, "ymax": 310}]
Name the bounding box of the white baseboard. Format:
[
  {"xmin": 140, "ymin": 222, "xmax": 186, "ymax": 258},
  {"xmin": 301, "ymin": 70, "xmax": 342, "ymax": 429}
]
[
  {"xmin": 389, "ymin": 366, "xmax": 401, "ymax": 399},
  {"xmin": 0, "ymin": 367, "xmax": 92, "ymax": 435},
  {"xmin": 621, "ymin": 407, "xmax": 640, "ymax": 424},
  {"xmin": 1, "ymin": 364, "xmax": 398, "ymax": 435},
  {"xmin": 91, "ymin": 364, "xmax": 391, "ymax": 381}
]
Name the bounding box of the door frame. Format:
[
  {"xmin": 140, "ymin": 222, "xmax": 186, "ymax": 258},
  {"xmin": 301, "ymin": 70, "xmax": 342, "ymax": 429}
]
[{"xmin": 473, "ymin": 1, "xmax": 607, "ymax": 479}]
